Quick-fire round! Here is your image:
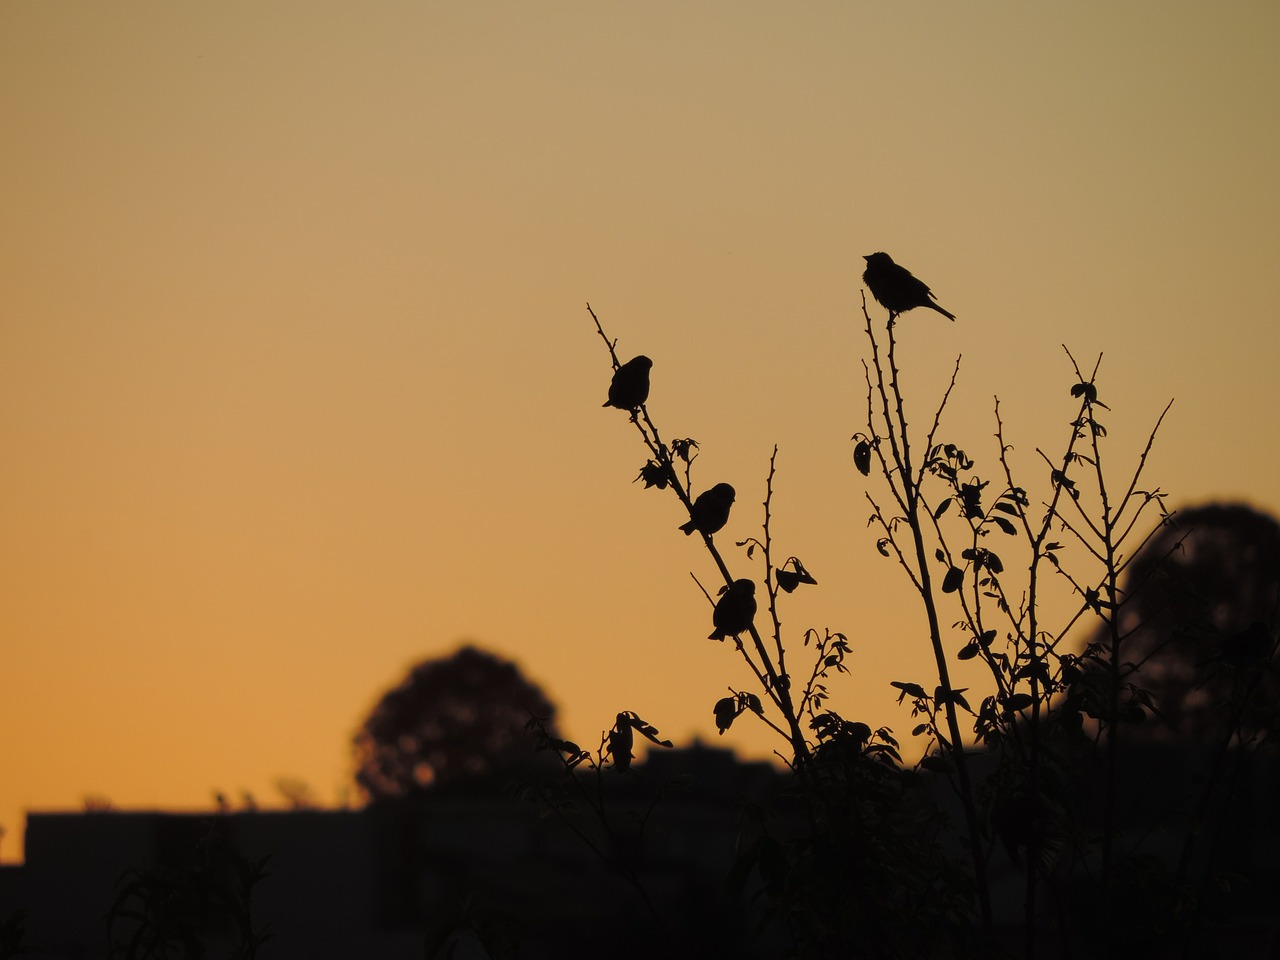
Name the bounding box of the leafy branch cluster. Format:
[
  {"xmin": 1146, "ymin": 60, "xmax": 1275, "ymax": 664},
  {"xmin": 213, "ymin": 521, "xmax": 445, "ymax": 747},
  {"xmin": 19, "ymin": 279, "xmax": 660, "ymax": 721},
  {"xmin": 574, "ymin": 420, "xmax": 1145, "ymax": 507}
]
[
  {"xmin": 853, "ymin": 287, "xmax": 1186, "ymax": 948},
  {"xmin": 588, "ymin": 304, "xmax": 847, "ymax": 768}
]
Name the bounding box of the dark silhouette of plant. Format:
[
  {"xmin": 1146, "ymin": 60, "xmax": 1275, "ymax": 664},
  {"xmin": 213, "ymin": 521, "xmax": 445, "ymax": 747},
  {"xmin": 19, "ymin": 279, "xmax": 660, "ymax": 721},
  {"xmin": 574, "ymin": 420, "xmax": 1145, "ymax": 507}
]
[
  {"xmin": 106, "ymin": 820, "xmax": 270, "ymax": 960},
  {"xmin": 0, "ymin": 908, "xmax": 30, "ymax": 960},
  {"xmin": 353, "ymin": 645, "xmax": 559, "ymax": 800},
  {"xmin": 585, "ymin": 281, "xmax": 1280, "ymax": 957},
  {"xmin": 586, "ymin": 304, "xmax": 974, "ymax": 957},
  {"xmin": 521, "ymin": 713, "xmax": 677, "ymax": 947}
]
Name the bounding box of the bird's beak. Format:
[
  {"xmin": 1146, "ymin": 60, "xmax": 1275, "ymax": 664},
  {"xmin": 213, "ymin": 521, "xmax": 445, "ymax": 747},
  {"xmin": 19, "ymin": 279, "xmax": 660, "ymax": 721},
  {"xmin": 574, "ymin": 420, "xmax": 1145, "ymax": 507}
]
[{"xmin": 862, "ymin": 255, "xmax": 870, "ymax": 262}]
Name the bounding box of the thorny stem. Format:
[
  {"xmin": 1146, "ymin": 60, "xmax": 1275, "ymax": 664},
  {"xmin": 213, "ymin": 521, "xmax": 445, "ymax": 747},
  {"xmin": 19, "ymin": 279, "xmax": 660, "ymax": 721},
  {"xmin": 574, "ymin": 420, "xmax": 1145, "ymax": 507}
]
[
  {"xmin": 994, "ymin": 368, "xmax": 1095, "ymax": 947},
  {"xmin": 760, "ymin": 446, "xmax": 794, "ymax": 706},
  {"xmin": 861, "ymin": 301, "xmax": 994, "ymax": 938},
  {"xmin": 1073, "ymin": 366, "xmax": 1168, "ymax": 909}
]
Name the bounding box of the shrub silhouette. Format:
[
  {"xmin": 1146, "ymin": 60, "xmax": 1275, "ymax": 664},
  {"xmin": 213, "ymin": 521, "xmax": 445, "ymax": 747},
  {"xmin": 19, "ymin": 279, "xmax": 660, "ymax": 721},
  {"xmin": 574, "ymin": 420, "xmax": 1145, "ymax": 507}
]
[
  {"xmin": 580, "ymin": 282, "xmax": 1280, "ymax": 958},
  {"xmin": 353, "ymin": 645, "xmax": 559, "ymax": 800}
]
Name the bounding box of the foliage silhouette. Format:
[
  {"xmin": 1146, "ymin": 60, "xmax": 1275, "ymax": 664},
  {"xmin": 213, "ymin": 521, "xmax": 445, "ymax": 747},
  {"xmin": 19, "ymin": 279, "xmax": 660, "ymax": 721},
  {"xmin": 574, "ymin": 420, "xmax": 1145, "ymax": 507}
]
[
  {"xmin": 0, "ymin": 908, "xmax": 29, "ymax": 960},
  {"xmin": 106, "ymin": 820, "xmax": 270, "ymax": 960},
  {"xmin": 353, "ymin": 645, "xmax": 559, "ymax": 800}
]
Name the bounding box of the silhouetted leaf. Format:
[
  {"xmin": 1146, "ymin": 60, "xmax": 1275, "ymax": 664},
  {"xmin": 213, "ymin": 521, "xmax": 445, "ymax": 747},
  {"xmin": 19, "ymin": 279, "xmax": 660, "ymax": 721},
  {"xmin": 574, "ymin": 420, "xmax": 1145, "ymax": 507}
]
[
  {"xmin": 933, "ymin": 498, "xmax": 953, "ymax": 520},
  {"xmin": 993, "ymin": 501, "xmax": 1020, "ymax": 516},
  {"xmin": 624, "ymin": 712, "xmax": 674, "ymax": 748},
  {"xmin": 853, "ymin": 439, "xmax": 872, "ymax": 476},
  {"xmin": 1071, "ymin": 381, "xmax": 1098, "ymax": 403},
  {"xmin": 607, "ymin": 719, "xmax": 634, "ymax": 772},
  {"xmin": 960, "ymin": 480, "xmax": 986, "ymax": 518},
  {"xmin": 713, "ymin": 697, "xmax": 737, "ymax": 735},
  {"xmin": 1004, "ymin": 693, "xmax": 1034, "ymax": 713},
  {"xmin": 635, "ymin": 460, "xmax": 672, "ymax": 489},
  {"xmin": 992, "ymin": 516, "xmax": 1017, "ymax": 535},
  {"xmin": 1014, "ymin": 661, "xmax": 1052, "ymax": 685},
  {"xmin": 911, "ymin": 723, "xmax": 930, "ymax": 737},
  {"xmin": 891, "ymin": 680, "xmax": 927, "ymax": 702},
  {"xmin": 946, "ymin": 688, "xmax": 971, "ymax": 712},
  {"xmin": 942, "ymin": 566, "xmax": 964, "ymax": 593},
  {"xmin": 877, "ymin": 538, "xmax": 891, "ymax": 557},
  {"xmin": 670, "ymin": 437, "xmax": 700, "ymax": 463},
  {"xmin": 745, "ymin": 693, "xmax": 763, "ymax": 715},
  {"xmin": 958, "ymin": 640, "xmax": 980, "ymax": 660},
  {"xmin": 776, "ymin": 558, "xmax": 818, "ymax": 593},
  {"xmin": 1051, "ymin": 469, "xmax": 1080, "ymax": 500}
]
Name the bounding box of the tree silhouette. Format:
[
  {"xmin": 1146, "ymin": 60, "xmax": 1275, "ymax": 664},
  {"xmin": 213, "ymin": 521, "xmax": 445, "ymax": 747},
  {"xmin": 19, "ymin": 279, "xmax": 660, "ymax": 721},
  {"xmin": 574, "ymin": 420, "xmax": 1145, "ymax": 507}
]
[
  {"xmin": 1078, "ymin": 502, "xmax": 1280, "ymax": 743},
  {"xmin": 353, "ymin": 645, "xmax": 559, "ymax": 800}
]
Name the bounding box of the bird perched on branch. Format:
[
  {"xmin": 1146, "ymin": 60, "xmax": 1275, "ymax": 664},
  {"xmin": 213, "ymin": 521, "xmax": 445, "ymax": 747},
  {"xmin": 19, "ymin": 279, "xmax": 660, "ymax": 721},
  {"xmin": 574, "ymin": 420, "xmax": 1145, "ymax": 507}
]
[
  {"xmin": 602, "ymin": 355, "xmax": 653, "ymax": 411},
  {"xmin": 862, "ymin": 252, "xmax": 955, "ymax": 322},
  {"xmin": 709, "ymin": 579, "xmax": 756, "ymax": 640},
  {"xmin": 680, "ymin": 483, "xmax": 736, "ymax": 537}
]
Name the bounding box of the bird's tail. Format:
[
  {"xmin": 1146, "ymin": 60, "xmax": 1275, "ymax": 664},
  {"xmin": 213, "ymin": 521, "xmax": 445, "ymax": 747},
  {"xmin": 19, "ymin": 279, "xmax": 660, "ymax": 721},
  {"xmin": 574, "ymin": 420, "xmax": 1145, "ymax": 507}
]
[
  {"xmin": 679, "ymin": 519, "xmax": 696, "ymax": 535},
  {"xmin": 931, "ymin": 302, "xmax": 956, "ymax": 321}
]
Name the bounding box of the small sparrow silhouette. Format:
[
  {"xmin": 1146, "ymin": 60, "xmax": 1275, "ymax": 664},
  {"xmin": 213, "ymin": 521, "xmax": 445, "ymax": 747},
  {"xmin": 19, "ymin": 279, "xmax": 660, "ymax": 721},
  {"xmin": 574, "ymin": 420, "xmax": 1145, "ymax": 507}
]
[
  {"xmin": 680, "ymin": 483, "xmax": 736, "ymax": 537},
  {"xmin": 602, "ymin": 355, "xmax": 653, "ymax": 411},
  {"xmin": 862, "ymin": 252, "xmax": 955, "ymax": 322},
  {"xmin": 709, "ymin": 579, "xmax": 757, "ymax": 640}
]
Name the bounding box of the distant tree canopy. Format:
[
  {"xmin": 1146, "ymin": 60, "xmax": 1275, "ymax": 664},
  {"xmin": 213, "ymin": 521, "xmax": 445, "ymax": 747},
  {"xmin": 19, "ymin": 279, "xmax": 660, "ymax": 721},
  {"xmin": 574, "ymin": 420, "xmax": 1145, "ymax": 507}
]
[
  {"xmin": 1079, "ymin": 503, "xmax": 1280, "ymax": 743},
  {"xmin": 353, "ymin": 645, "xmax": 559, "ymax": 800}
]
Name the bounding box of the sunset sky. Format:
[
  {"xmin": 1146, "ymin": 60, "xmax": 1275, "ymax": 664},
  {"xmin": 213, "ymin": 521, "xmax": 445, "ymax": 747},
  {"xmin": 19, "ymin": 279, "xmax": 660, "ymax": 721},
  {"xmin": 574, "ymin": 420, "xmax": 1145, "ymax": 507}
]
[{"xmin": 2, "ymin": 2, "xmax": 1278, "ymax": 861}]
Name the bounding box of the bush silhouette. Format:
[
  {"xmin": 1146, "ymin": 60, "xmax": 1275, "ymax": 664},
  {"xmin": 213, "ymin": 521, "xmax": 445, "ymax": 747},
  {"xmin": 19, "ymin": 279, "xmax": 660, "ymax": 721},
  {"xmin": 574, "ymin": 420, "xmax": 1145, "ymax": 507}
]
[
  {"xmin": 353, "ymin": 645, "xmax": 559, "ymax": 800},
  {"xmin": 578, "ymin": 281, "xmax": 1280, "ymax": 958}
]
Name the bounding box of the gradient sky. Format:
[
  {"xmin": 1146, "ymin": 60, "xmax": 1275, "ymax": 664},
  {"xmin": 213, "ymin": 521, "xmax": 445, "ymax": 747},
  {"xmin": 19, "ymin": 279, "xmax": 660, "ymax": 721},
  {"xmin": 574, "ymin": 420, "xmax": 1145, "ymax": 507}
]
[{"xmin": 2, "ymin": 2, "xmax": 1278, "ymax": 861}]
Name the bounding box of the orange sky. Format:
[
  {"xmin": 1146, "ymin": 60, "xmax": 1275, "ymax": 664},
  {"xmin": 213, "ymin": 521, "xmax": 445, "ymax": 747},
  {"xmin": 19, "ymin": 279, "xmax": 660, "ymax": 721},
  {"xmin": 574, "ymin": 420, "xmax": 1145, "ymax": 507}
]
[{"xmin": 2, "ymin": 1, "xmax": 1279, "ymax": 861}]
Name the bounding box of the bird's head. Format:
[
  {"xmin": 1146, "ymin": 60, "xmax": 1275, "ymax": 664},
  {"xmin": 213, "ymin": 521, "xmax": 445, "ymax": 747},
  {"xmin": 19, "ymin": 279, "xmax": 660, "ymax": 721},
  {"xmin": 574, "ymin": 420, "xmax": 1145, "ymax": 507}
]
[
  {"xmin": 864, "ymin": 252, "xmax": 893, "ymax": 267},
  {"xmin": 711, "ymin": 483, "xmax": 735, "ymax": 502}
]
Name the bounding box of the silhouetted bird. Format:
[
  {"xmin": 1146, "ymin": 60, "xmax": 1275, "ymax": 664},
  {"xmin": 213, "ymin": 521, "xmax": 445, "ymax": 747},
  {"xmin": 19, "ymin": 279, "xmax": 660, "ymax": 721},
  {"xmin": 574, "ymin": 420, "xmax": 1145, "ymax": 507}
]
[
  {"xmin": 862, "ymin": 252, "xmax": 955, "ymax": 322},
  {"xmin": 709, "ymin": 579, "xmax": 756, "ymax": 640},
  {"xmin": 680, "ymin": 483, "xmax": 736, "ymax": 537},
  {"xmin": 602, "ymin": 355, "xmax": 653, "ymax": 411}
]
